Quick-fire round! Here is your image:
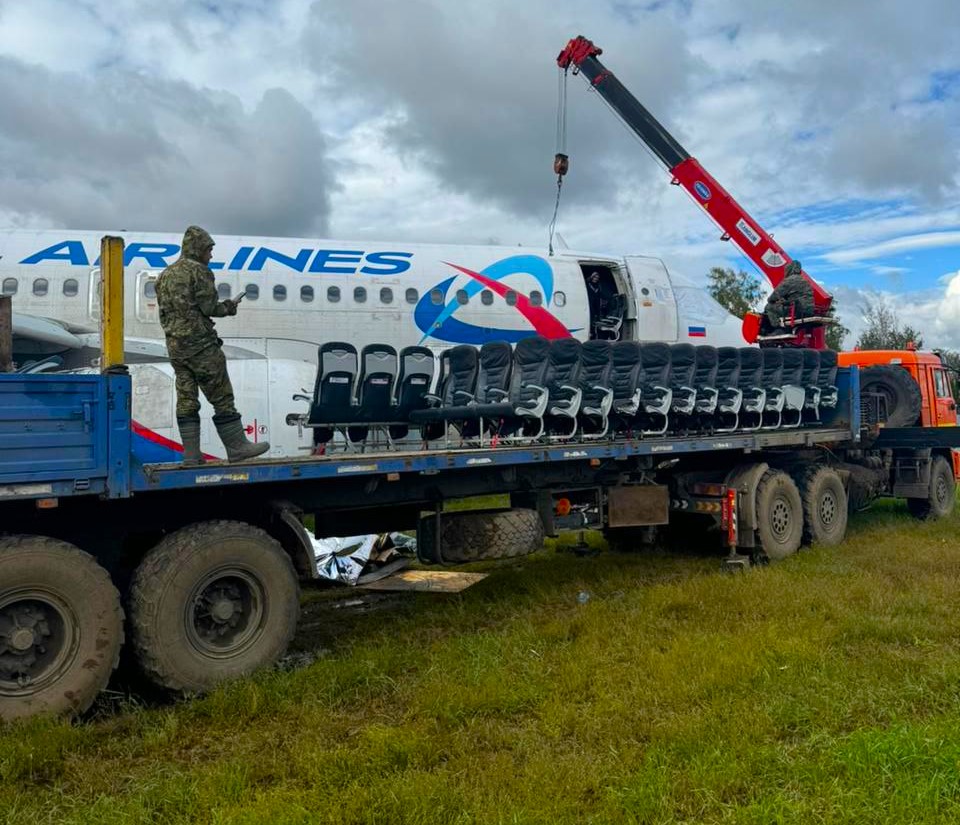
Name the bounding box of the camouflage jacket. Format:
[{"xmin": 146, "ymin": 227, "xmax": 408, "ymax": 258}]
[{"xmin": 156, "ymin": 255, "xmax": 234, "ymax": 359}]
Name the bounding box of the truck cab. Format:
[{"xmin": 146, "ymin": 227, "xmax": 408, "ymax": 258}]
[{"xmin": 839, "ymin": 350, "xmax": 958, "ymax": 427}]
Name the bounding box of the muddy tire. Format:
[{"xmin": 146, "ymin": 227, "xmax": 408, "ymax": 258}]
[
  {"xmin": 797, "ymin": 466, "xmax": 848, "ymax": 546},
  {"xmin": 129, "ymin": 520, "xmax": 299, "ymax": 694},
  {"xmin": 860, "ymin": 365, "xmax": 922, "ymax": 428},
  {"xmin": 907, "ymin": 455, "xmax": 956, "ymax": 520},
  {"xmin": 754, "ymin": 470, "xmax": 803, "ymax": 561},
  {"xmin": 418, "ymin": 509, "xmax": 544, "ymax": 563},
  {"xmin": 0, "ymin": 536, "xmax": 123, "ymax": 722}
]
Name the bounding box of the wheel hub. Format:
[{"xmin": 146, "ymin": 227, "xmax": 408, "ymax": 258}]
[
  {"xmin": 187, "ymin": 571, "xmax": 264, "ymax": 658},
  {"xmin": 771, "ymin": 498, "xmax": 791, "ymax": 539},
  {"xmin": 819, "ymin": 491, "xmax": 837, "ymax": 525},
  {"xmin": 0, "ymin": 594, "xmax": 73, "ymax": 695}
]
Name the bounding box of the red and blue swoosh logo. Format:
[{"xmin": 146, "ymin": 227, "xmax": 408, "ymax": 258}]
[{"xmin": 414, "ymin": 254, "xmax": 575, "ymax": 344}]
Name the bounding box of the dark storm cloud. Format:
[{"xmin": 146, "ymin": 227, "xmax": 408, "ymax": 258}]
[
  {"xmin": 0, "ymin": 57, "xmax": 336, "ymax": 234},
  {"xmin": 305, "ymin": 0, "xmax": 697, "ymax": 219}
]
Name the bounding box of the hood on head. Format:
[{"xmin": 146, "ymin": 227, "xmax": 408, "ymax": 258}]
[{"xmin": 181, "ymin": 225, "xmax": 214, "ymax": 261}]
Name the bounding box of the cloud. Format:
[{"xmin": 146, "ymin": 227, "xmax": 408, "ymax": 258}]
[
  {"xmin": 0, "ymin": 57, "xmax": 336, "ymax": 235},
  {"xmin": 822, "ymin": 231, "xmax": 960, "ymax": 265}
]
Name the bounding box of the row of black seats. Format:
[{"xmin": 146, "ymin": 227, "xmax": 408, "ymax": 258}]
[{"xmin": 291, "ymin": 338, "xmax": 839, "ymax": 446}]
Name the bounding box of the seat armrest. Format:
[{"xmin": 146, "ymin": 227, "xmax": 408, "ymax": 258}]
[
  {"xmin": 453, "ymin": 390, "xmax": 475, "ymax": 402},
  {"xmin": 489, "ymin": 388, "xmax": 509, "ymax": 399}
]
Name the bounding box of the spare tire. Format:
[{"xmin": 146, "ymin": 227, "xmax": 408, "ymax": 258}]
[
  {"xmin": 418, "ymin": 509, "xmax": 544, "ymax": 564},
  {"xmin": 860, "ymin": 365, "xmax": 922, "ymax": 428}
]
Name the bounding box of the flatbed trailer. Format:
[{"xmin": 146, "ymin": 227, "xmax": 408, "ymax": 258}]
[{"xmin": 2, "ymin": 242, "xmax": 958, "ymax": 722}]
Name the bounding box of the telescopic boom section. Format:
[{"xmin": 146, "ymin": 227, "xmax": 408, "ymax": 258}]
[{"xmin": 557, "ymin": 35, "xmax": 832, "ymax": 313}]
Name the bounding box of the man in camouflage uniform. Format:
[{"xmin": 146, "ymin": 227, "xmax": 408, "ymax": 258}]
[
  {"xmin": 156, "ymin": 226, "xmax": 270, "ymax": 464},
  {"xmin": 763, "ymin": 259, "xmax": 816, "ymax": 334}
]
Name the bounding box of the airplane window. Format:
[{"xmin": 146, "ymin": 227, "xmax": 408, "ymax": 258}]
[
  {"xmin": 245, "ymin": 284, "xmax": 260, "ymax": 301},
  {"xmin": 32, "ymin": 278, "xmax": 49, "ymax": 297},
  {"xmin": 641, "ymin": 287, "xmax": 650, "ymax": 296},
  {"xmin": 273, "ymin": 285, "xmax": 287, "ymax": 302},
  {"xmin": 505, "ymin": 290, "xmax": 517, "ymax": 307},
  {"xmin": 380, "ymin": 287, "xmax": 393, "ymax": 304},
  {"xmin": 430, "ymin": 288, "xmax": 443, "ymax": 306},
  {"xmin": 301, "ymin": 285, "xmax": 315, "ymax": 303},
  {"xmin": 555, "ymin": 291, "xmax": 566, "ymax": 307},
  {"xmin": 481, "ymin": 290, "xmax": 493, "ymax": 306},
  {"xmin": 405, "ymin": 288, "xmax": 419, "ymax": 304},
  {"xmin": 529, "ymin": 290, "xmax": 542, "ymax": 307},
  {"xmin": 144, "ymin": 280, "xmax": 157, "ymax": 299},
  {"xmin": 354, "ymin": 286, "xmax": 367, "ymax": 304},
  {"xmin": 456, "ymin": 289, "xmax": 469, "ymax": 306},
  {"xmin": 217, "ymin": 283, "xmax": 231, "ymax": 300},
  {"xmin": 63, "ymin": 278, "xmax": 79, "ymax": 297},
  {"xmin": 327, "ymin": 286, "xmax": 340, "ymax": 303},
  {"xmin": 2, "ymin": 278, "xmax": 17, "ymax": 295}
]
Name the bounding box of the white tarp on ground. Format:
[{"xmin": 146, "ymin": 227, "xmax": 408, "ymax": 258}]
[{"xmin": 309, "ymin": 531, "xmax": 416, "ymax": 585}]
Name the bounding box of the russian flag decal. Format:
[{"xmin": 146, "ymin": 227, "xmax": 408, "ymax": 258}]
[{"xmin": 687, "ymin": 325, "xmax": 706, "ymax": 337}]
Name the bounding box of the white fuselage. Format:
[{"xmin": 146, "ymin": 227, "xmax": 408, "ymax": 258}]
[{"xmin": 1, "ymin": 229, "xmax": 747, "ymax": 356}]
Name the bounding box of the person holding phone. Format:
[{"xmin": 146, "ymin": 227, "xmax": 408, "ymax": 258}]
[{"xmin": 155, "ymin": 225, "xmax": 270, "ymax": 464}]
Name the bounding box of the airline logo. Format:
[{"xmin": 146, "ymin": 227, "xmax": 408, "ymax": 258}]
[{"xmin": 414, "ymin": 255, "xmax": 574, "ymax": 345}]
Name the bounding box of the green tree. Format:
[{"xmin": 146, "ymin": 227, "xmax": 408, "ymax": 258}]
[
  {"xmin": 855, "ymin": 298, "xmax": 924, "ymax": 350},
  {"xmin": 706, "ymin": 267, "xmax": 764, "ymax": 319},
  {"xmin": 824, "ymin": 303, "xmax": 850, "ymax": 351}
]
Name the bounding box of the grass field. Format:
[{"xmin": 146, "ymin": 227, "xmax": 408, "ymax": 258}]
[{"xmin": 4, "ymin": 501, "xmax": 960, "ymax": 824}]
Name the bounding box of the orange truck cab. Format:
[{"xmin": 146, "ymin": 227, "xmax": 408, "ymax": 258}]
[{"xmin": 839, "ymin": 350, "xmax": 957, "ymax": 427}]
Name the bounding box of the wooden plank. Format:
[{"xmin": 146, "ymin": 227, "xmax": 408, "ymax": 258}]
[
  {"xmin": 358, "ymin": 570, "xmax": 488, "ymax": 593},
  {"xmin": 0, "ymin": 295, "xmax": 12, "ymax": 373}
]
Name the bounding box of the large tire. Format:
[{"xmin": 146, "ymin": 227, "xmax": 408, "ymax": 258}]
[
  {"xmin": 418, "ymin": 509, "xmax": 544, "ymax": 564},
  {"xmin": 0, "ymin": 537, "xmax": 123, "ymax": 722},
  {"xmin": 907, "ymin": 455, "xmax": 956, "ymax": 520},
  {"xmin": 797, "ymin": 465, "xmax": 848, "ymax": 546},
  {"xmin": 754, "ymin": 470, "xmax": 804, "ymax": 561},
  {"xmin": 129, "ymin": 521, "xmax": 299, "ymax": 694},
  {"xmin": 860, "ymin": 365, "xmax": 922, "ymax": 428}
]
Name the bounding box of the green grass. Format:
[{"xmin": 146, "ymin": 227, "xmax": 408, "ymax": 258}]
[{"xmin": 5, "ymin": 502, "xmax": 960, "ymax": 824}]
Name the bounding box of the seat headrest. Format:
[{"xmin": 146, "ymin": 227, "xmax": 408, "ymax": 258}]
[
  {"xmin": 612, "ymin": 341, "xmax": 642, "ymax": 365},
  {"xmin": 514, "ymin": 335, "xmax": 551, "ymax": 363},
  {"xmin": 669, "ymin": 343, "xmax": 696, "ymax": 367},
  {"xmin": 549, "ymin": 338, "xmax": 582, "ymax": 363},
  {"xmin": 641, "ymin": 342, "xmax": 671, "ymax": 368}
]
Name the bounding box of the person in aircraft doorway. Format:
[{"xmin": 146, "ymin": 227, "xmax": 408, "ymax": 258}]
[
  {"xmin": 155, "ymin": 225, "xmax": 270, "ymax": 465},
  {"xmin": 586, "ymin": 270, "xmax": 609, "ymax": 336}
]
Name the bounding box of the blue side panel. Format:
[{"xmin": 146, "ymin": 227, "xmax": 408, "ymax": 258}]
[
  {"xmin": 0, "ymin": 373, "xmax": 110, "ymax": 486},
  {"xmin": 106, "ymin": 373, "xmax": 132, "ymax": 498}
]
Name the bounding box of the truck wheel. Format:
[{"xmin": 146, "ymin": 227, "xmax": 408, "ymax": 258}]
[
  {"xmin": 754, "ymin": 470, "xmax": 803, "ymax": 561},
  {"xmin": 130, "ymin": 521, "xmax": 299, "ymax": 694},
  {"xmin": 798, "ymin": 466, "xmax": 848, "ymax": 546},
  {"xmin": 418, "ymin": 509, "xmax": 544, "ymax": 563},
  {"xmin": 0, "ymin": 537, "xmax": 123, "ymax": 722},
  {"xmin": 907, "ymin": 455, "xmax": 956, "ymax": 520},
  {"xmin": 860, "ymin": 365, "xmax": 922, "ymax": 428}
]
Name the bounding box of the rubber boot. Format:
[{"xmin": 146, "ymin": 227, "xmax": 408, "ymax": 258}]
[
  {"xmin": 177, "ymin": 416, "xmax": 205, "ymax": 467},
  {"xmin": 213, "ymin": 413, "xmax": 270, "ymax": 462}
]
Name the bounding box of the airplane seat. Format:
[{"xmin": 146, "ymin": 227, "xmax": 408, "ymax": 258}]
[
  {"xmin": 779, "ymin": 349, "xmax": 807, "ymax": 428},
  {"xmin": 817, "ymin": 350, "xmax": 839, "ymax": 410},
  {"xmin": 499, "ymin": 336, "xmax": 552, "ymax": 439},
  {"xmin": 714, "ymin": 346, "xmax": 743, "ymax": 433},
  {"xmin": 800, "ymin": 349, "xmax": 822, "ymax": 421},
  {"xmin": 348, "ymin": 343, "xmax": 399, "ymax": 442},
  {"xmin": 390, "ymin": 346, "xmax": 436, "ymax": 439},
  {"xmin": 609, "ymin": 340, "xmax": 644, "ymax": 434},
  {"xmin": 667, "ymin": 343, "xmax": 697, "ymax": 422},
  {"xmin": 577, "ymin": 340, "xmax": 614, "ymax": 439},
  {"xmin": 736, "ymin": 348, "xmax": 765, "ymax": 431},
  {"xmin": 595, "ymin": 294, "xmax": 626, "ymax": 341},
  {"xmin": 760, "ymin": 348, "xmax": 785, "ymax": 430},
  {"xmin": 409, "ymin": 345, "xmax": 478, "ymax": 441},
  {"xmin": 542, "ymin": 338, "xmax": 584, "ymax": 439},
  {"xmin": 692, "ymin": 346, "xmax": 719, "ymax": 421},
  {"xmin": 456, "ymin": 340, "xmax": 514, "ymax": 438},
  {"xmin": 308, "ymin": 341, "xmax": 359, "ymax": 445},
  {"xmin": 638, "ymin": 342, "xmax": 673, "ymax": 435}
]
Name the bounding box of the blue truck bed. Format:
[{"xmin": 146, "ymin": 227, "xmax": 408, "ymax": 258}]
[{"xmin": 0, "ymin": 369, "xmax": 861, "ymax": 504}]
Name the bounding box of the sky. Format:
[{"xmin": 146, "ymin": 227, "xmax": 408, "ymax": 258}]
[{"xmin": 1, "ymin": 0, "xmax": 959, "ymax": 347}]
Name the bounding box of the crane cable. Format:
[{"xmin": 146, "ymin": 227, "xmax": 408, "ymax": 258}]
[{"xmin": 548, "ymin": 67, "xmax": 569, "ymax": 256}]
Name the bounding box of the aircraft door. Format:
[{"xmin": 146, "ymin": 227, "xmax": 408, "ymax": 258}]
[
  {"xmin": 87, "ymin": 269, "xmax": 101, "ymax": 320},
  {"xmin": 623, "ymin": 256, "xmax": 678, "ymax": 341},
  {"xmin": 136, "ymin": 271, "xmax": 160, "ymax": 324}
]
